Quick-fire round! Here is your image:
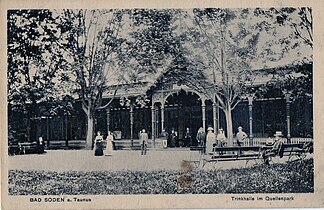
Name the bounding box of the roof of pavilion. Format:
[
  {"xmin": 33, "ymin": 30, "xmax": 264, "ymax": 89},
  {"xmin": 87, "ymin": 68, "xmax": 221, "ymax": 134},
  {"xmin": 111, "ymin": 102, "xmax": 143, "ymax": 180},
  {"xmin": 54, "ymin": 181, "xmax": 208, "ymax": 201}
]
[{"xmin": 102, "ymin": 62, "xmax": 312, "ymax": 98}]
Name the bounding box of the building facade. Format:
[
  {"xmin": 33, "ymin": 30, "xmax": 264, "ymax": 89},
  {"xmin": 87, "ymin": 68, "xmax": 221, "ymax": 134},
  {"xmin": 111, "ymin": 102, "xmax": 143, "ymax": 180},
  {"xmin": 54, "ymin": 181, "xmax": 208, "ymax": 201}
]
[{"xmin": 8, "ymin": 64, "xmax": 313, "ymax": 147}]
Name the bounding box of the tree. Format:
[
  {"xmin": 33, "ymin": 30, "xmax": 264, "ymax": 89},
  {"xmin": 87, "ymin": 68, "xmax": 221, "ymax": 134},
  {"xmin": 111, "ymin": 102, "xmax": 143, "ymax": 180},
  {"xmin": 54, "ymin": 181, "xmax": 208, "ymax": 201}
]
[
  {"xmin": 170, "ymin": 9, "xmax": 260, "ymax": 145},
  {"xmin": 252, "ymin": 7, "xmax": 313, "ymax": 113},
  {"xmin": 117, "ymin": 9, "xmax": 182, "ymax": 83},
  {"xmin": 7, "ymin": 9, "xmax": 68, "ymax": 141},
  {"xmin": 254, "ymin": 7, "xmax": 312, "ymax": 48},
  {"xmin": 253, "ymin": 7, "xmax": 313, "ymax": 104},
  {"xmin": 56, "ymin": 9, "xmax": 126, "ymax": 148}
]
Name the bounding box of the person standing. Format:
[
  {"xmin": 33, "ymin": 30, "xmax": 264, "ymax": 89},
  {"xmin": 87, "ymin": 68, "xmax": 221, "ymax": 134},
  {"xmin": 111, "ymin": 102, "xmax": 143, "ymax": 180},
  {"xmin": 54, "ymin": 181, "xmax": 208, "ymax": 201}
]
[
  {"xmin": 206, "ymin": 127, "xmax": 216, "ymax": 154},
  {"xmin": 236, "ymin": 126, "xmax": 248, "ymax": 147},
  {"xmin": 196, "ymin": 127, "xmax": 206, "ymax": 153},
  {"xmin": 169, "ymin": 128, "xmax": 177, "ymax": 148},
  {"xmin": 161, "ymin": 129, "xmax": 168, "ymax": 149},
  {"xmin": 184, "ymin": 128, "xmax": 192, "ymax": 147},
  {"xmin": 94, "ymin": 131, "xmax": 104, "ymax": 156},
  {"xmin": 140, "ymin": 129, "xmax": 148, "ymax": 155},
  {"xmin": 105, "ymin": 131, "xmax": 114, "ymax": 156},
  {"xmin": 37, "ymin": 136, "xmax": 45, "ymax": 154}
]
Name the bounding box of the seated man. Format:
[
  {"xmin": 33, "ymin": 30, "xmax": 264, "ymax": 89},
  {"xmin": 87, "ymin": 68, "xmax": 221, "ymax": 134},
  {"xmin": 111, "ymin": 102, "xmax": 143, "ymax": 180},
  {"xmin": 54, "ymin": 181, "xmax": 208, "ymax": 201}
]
[
  {"xmin": 216, "ymin": 128, "xmax": 226, "ymax": 155},
  {"xmin": 262, "ymin": 131, "xmax": 284, "ymax": 165},
  {"xmin": 236, "ymin": 126, "xmax": 247, "ymax": 147}
]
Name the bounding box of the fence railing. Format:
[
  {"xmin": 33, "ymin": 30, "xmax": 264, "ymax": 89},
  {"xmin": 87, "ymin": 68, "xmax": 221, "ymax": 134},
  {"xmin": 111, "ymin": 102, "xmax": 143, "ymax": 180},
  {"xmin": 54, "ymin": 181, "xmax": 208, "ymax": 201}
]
[{"xmin": 233, "ymin": 137, "xmax": 313, "ymax": 147}]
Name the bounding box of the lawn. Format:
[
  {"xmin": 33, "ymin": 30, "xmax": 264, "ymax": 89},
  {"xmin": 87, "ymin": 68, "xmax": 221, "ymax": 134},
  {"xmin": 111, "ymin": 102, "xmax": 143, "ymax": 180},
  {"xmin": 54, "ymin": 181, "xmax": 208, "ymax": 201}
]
[{"xmin": 8, "ymin": 159, "xmax": 313, "ymax": 195}]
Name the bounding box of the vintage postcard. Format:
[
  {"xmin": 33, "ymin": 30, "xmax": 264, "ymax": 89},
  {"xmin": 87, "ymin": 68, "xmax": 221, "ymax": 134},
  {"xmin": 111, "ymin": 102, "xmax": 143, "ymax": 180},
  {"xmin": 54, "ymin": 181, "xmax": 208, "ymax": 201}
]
[{"xmin": 1, "ymin": 0, "xmax": 324, "ymax": 209}]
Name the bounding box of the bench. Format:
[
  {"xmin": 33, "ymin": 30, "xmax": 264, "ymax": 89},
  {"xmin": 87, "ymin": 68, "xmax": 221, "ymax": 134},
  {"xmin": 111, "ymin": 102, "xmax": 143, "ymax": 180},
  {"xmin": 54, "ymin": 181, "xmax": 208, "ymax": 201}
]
[
  {"xmin": 17, "ymin": 142, "xmax": 38, "ymax": 154},
  {"xmin": 182, "ymin": 146, "xmax": 205, "ymax": 167},
  {"xmin": 8, "ymin": 144, "xmax": 20, "ymax": 155},
  {"xmin": 198, "ymin": 142, "xmax": 312, "ymax": 168},
  {"xmin": 202, "ymin": 146, "xmax": 263, "ymax": 168},
  {"xmin": 190, "ymin": 146, "xmax": 204, "ymax": 151},
  {"xmin": 262, "ymin": 143, "xmax": 313, "ymax": 164}
]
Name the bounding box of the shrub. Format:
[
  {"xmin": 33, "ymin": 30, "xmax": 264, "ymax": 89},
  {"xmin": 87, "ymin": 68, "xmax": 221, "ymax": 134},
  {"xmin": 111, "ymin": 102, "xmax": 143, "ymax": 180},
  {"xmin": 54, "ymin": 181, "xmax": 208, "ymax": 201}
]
[{"xmin": 8, "ymin": 159, "xmax": 313, "ymax": 195}]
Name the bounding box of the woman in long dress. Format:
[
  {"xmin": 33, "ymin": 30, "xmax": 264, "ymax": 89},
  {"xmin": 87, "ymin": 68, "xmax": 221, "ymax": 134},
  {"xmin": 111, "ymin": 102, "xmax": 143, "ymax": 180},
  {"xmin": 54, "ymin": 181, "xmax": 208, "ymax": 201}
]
[
  {"xmin": 94, "ymin": 131, "xmax": 104, "ymax": 156},
  {"xmin": 206, "ymin": 127, "xmax": 216, "ymax": 154},
  {"xmin": 105, "ymin": 131, "xmax": 114, "ymax": 156}
]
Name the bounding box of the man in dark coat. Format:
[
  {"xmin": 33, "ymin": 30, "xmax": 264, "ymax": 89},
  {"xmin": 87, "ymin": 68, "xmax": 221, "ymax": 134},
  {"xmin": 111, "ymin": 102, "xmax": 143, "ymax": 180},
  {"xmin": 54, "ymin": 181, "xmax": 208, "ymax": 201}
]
[
  {"xmin": 37, "ymin": 136, "xmax": 45, "ymax": 154},
  {"xmin": 184, "ymin": 128, "xmax": 192, "ymax": 147},
  {"xmin": 169, "ymin": 128, "xmax": 177, "ymax": 147},
  {"xmin": 196, "ymin": 127, "xmax": 206, "ymax": 154}
]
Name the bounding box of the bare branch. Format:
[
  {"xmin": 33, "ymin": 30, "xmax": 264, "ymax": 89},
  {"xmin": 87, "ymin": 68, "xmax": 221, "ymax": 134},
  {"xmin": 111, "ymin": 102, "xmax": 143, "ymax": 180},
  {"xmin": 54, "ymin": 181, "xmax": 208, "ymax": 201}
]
[{"xmin": 96, "ymin": 88, "xmax": 118, "ymax": 110}]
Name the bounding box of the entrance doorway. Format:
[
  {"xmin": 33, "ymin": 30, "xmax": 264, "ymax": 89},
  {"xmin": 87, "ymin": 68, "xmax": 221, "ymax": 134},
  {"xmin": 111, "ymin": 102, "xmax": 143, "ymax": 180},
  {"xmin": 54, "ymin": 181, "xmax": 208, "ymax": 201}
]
[{"xmin": 163, "ymin": 90, "xmax": 202, "ymax": 146}]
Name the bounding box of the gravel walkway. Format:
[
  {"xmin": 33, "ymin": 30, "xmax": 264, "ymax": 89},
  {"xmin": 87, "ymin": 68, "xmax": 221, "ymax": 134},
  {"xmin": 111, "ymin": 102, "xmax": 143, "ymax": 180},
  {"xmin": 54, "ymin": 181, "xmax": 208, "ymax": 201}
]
[{"xmin": 8, "ymin": 149, "xmax": 307, "ymax": 172}]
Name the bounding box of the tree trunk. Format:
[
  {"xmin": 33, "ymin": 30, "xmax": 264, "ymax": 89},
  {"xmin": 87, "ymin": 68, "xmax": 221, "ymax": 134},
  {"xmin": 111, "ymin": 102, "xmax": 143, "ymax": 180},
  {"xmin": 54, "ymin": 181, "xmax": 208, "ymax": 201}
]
[
  {"xmin": 224, "ymin": 105, "xmax": 234, "ymax": 146},
  {"xmin": 86, "ymin": 113, "xmax": 94, "ymax": 149}
]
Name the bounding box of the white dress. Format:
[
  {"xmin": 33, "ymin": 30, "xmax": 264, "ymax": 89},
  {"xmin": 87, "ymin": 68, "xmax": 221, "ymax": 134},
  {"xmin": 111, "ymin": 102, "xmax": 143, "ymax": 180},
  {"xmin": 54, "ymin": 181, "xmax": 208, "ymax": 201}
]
[
  {"xmin": 105, "ymin": 134, "xmax": 114, "ymax": 156},
  {"xmin": 206, "ymin": 132, "xmax": 216, "ymax": 153}
]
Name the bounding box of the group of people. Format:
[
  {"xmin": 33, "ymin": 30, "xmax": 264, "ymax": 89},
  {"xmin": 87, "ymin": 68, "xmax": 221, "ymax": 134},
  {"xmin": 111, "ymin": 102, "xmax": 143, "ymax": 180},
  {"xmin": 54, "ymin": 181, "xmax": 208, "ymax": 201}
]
[
  {"xmin": 93, "ymin": 131, "xmax": 114, "ymax": 156},
  {"xmin": 158, "ymin": 126, "xmax": 248, "ymax": 153},
  {"xmin": 93, "ymin": 129, "xmax": 150, "ymax": 156},
  {"xmin": 196, "ymin": 126, "xmax": 248, "ymax": 154},
  {"xmin": 93, "ymin": 126, "xmax": 249, "ymax": 156}
]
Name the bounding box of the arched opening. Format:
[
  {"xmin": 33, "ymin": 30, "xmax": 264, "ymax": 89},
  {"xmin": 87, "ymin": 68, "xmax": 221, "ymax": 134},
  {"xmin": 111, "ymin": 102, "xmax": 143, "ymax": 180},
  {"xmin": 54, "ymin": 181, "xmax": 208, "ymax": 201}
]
[{"xmin": 162, "ymin": 89, "xmax": 202, "ymax": 147}]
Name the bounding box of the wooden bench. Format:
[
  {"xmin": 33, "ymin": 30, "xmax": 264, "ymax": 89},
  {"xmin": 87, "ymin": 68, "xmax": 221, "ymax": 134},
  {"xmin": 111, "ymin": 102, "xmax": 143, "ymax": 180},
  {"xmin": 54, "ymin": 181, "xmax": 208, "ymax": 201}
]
[
  {"xmin": 18, "ymin": 142, "xmax": 38, "ymax": 154},
  {"xmin": 202, "ymin": 146, "xmax": 263, "ymax": 168},
  {"xmin": 182, "ymin": 146, "xmax": 205, "ymax": 167},
  {"xmin": 200, "ymin": 142, "xmax": 312, "ymax": 168},
  {"xmin": 262, "ymin": 143, "xmax": 313, "ymax": 164},
  {"xmin": 8, "ymin": 144, "xmax": 20, "ymax": 155}
]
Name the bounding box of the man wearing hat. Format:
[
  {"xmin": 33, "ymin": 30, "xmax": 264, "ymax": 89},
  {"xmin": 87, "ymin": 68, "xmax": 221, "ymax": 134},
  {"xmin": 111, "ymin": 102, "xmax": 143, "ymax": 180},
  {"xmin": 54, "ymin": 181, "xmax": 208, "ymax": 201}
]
[
  {"xmin": 196, "ymin": 127, "xmax": 206, "ymax": 154},
  {"xmin": 262, "ymin": 131, "xmax": 285, "ymax": 164},
  {"xmin": 271, "ymin": 131, "xmax": 285, "ymax": 156},
  {"xmin": 140, "ymin": 129, "xmax": 148, "ymax": 155},
  {"xmin": 206, "ymin": 127, "xmax": 216, "ymax": 154},
  {"xmin": 236, "ymin": 126, "xmax": 247, "ymax": 147}
]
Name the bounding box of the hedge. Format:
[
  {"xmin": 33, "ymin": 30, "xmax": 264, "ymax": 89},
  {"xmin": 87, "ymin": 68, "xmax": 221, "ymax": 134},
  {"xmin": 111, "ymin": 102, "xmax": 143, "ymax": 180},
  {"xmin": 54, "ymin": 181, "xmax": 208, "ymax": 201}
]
[{"xmin": 8, "ymin": 159, "xmax": 313, "ymax": 195}]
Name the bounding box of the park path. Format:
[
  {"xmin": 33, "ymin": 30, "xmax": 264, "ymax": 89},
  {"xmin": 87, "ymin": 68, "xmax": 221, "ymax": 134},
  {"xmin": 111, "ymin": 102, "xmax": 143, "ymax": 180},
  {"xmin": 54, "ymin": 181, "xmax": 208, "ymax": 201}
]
[{"xmin": 8, "ymin": 149, "xmax": 296, "ymax": 172}]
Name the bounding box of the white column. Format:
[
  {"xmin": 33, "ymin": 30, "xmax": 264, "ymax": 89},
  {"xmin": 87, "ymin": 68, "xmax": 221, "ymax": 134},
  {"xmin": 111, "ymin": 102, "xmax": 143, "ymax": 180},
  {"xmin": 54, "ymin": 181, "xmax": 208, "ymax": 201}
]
[
  {"xmin": 201, "ymin": 99, "xmax": 206, "ymax": 131},
  {"xmin": 106, "ymin": 107, "xmax": 110, "ymax": 133},
  {"xmin": 284, "ymin": 91, "xmax": 292, "ymax": 141},
  {"xmin": 161, "ymin": 103, "xmax": 165, "ymax": 132},
  {"xmin": 151, "ymin": 106, "xmax": 155, "ymax": 147},
  {"xmin": 213, "ymin": 102, "xmax": 217, "ymax": 132},
  {"xmin": 130, "ymin": 104, "xmax": 134, "ymax": 147},
  {"xmin": 248, "ymin": 95, "xmax": 254, "ymax": 145}
]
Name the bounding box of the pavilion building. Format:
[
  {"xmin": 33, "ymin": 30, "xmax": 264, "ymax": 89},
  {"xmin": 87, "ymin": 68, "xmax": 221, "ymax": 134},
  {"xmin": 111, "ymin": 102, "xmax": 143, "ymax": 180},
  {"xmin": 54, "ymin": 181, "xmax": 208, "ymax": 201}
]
[{"xmin": 8, "ymin": 63, "xmax": 313, "ymax": 148}]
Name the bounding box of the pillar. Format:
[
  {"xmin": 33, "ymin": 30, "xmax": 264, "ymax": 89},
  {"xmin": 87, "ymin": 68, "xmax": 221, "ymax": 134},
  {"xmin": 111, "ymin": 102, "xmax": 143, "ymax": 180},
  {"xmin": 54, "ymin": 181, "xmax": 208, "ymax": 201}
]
[
  {"xmin": 213, "ymin": 102, "xmax": 218, "ymax": 132},
  {"xmin": 155, "ymin": 106, "xmax": 159, "ymax": 137},
  {"xmin": 61, "ymin": 116, "xmax": 64, "ymax": 142},
  {"xmin": 151, "ymin": 106, "xmax": 156, "ymax": 148},
  {"xmin": 248, "ymin": 95, "xmax": 254, "ymax": 145},
  {"xmin": 161, "ymin": 103, "xmax": 165, "ymax": 132},
  {"xmin": 285, "ymin": 91, "xmax": 292, "ymax": 142},
  {"xmin": 130, "ymin": 104, "xmax": 134, "ymax": 147},
  {"xmin": 106, "ymin": 107, "xmax": 110, "ymax": 133},
  {"xmin": 201, "ymin": 99, "xmax": 206, "ymax": 131},
  {"xmin": 46, "ymin": 117, "xmax": 50, "ymax": 147},
  {"xmin": 65, "ymin": 114, "xmax": 68, "ymax": 147},
  {"xmin": 217, "ymin": 99, "xmax": 220, "ymax": 130}
]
